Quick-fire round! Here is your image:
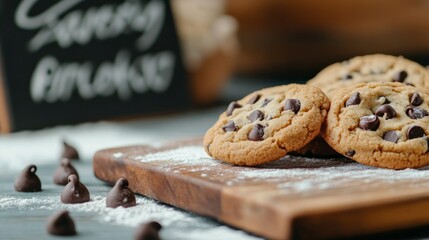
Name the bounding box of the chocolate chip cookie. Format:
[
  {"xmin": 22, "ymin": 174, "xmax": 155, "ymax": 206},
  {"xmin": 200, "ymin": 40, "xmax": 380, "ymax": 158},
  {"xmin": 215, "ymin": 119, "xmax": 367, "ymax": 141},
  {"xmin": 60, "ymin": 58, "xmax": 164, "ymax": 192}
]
[
  {"xmin": 323, "ymin": 82, "xmax": 429, "ymax": 169},
  {"xmin": 307, "ymin": 54, "xmax": 429, "ymax": 97},
  {"xmin": 204, "ymin": 84, "xmax": 330, "ymax": 165}
]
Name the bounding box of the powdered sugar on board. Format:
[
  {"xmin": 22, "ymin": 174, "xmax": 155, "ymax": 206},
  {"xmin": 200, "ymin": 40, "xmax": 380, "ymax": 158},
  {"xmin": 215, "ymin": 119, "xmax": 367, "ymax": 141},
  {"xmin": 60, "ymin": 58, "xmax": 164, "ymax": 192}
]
[{"xmin": 132, "ymin": 145, "xmax": 429, "ymax": 194}]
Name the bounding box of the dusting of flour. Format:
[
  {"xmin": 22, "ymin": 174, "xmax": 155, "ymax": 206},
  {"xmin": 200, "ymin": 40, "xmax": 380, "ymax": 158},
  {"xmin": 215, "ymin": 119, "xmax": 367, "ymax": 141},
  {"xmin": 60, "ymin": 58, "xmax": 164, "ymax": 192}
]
[
  {"xmin": 132, "ymin": 146, "xmax": 429, "ymax": 192},
  {"xmin": 0, "ymin": 192, "xmax": 260, "ymax": 240}
]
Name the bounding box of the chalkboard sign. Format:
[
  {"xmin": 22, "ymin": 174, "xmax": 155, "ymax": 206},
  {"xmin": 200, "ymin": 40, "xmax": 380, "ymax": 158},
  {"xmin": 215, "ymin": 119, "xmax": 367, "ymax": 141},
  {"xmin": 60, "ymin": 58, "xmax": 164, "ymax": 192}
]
[{"xmin": 0, "ymin": 0, "xmax": 189, "ymax": 132}]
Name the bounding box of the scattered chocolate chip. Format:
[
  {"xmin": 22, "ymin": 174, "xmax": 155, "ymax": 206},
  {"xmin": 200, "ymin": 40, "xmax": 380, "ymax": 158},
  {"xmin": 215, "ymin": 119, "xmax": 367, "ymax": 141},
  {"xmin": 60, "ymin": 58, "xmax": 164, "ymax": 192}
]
[
  {"xmin": 342, "ymin": 74, "xmax": 353, "ymax": 80},
  {"xmin": 14, "ymin": 164, "xmax": 42, "ymax": 192},
  {"xmin": 392, "ymin": 70, "xmax": 408, "ymax": 82},
  {"xmin": 284, "ymin": 99, "xmax": 301, "ymax": 114},
  {"xmin": 247, "ymin": 110, "xmax": 264, "ymax": 122},
  {"xmin": 407, "ymin": 125, "xmax": 425, "ymax": 139},
  {"xmin": 345, "ymin": 150, "xmax": 355, "ymax": 157},
  {"xmin": 53, "ymin": 158, "xmax": 79, "ymax": 186},
  {"xmin": 226, "ymin": 102, "xmax": 242, "ymax": 116},
  {"xmin": 261, "ymin": 98, "xmax": 272, "ymax": 107},
  {"xmin": 222, "ymin": 121, "xmax": 237, "ymax": 132},
  {"xmin": 406, "ymin": 83, "xmax": 415, "ymax": 87},
  {"xmin": 410, "ymin": 93, "xmax": 423, "ymax": 106},
  {"xmin": 62, "ymin": 141, "xmax": 80, "ymax": 160},
  {"xmin": 383, "ymin": 131, "xmax": 399, "ymax": 143},
  {"xmin": 406, "ymin": 106, "xmax": 428, "ymax": 119},
  {"xmin": 46, "ymin": 210, "xmax": 76, "ymax": 236},
  {"xmin": 247, "ymin": 94, "xmax": 261, "ymax": 104},
  {"xmin": 345, "ymin": 92, "xmax": 360, "ymax": 107},
  {"xmin": 147, "ymin": 221, "xmax": 162, "ymax": 231},
  {"xmin": 248, "ymin": 124, "xmax": 265, "ymax": 141},
  {"xmin": 375, "ymin": 104, "xmax": 396, "ymax": 119},
  {"xmin": 61, "ymin": 174, "xmax": 90, "ymax": 204},
  {"xmin": 359, "ymin": 115, "xmax": 380, "ymax": 131},
  {"xmin": 134, "ymin": 222, "xmax": 161, "ymax": 240},
  {"xmin": 106, "ymin": 178, "xmax": 136, "ymax": 208}
]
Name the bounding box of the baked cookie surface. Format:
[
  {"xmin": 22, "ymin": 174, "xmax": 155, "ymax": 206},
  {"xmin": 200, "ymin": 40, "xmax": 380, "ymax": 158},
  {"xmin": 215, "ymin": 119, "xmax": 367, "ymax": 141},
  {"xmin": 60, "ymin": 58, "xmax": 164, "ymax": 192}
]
[
  {"xmin": 308, "ymin": 54, "xmax": 429, "ymax": 97},
  {"xmin": 204, "ymin": 84, "xmax": 330, "ymax": 165},
  {"xmin": 323, "ymin": 82, "xmax": 429, "ymax": 169}
]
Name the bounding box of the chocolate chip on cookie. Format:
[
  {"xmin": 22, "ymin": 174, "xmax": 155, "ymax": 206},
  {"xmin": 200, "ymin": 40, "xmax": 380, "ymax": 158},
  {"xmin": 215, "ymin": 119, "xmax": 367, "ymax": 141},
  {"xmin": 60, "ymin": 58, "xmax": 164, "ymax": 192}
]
[
  {"xmin": 222, "ymin": 121, "xmax": 237, "ymax": 132},
  {"xmin": 375, "ymin": 104, "xmax": 396, "ymax": 119},
  {"xmin": 359, "ymin": 115, "xmax": 380, "ymax": 131},
  {"xmin": 345, "ymin": 92, "xmax": 360, "ymax": 107},
  {"xmin": 323, "ymin": 82, "xmax": 429, "ymax": 169},
  {"xmin": 248, "ymin": 124, "xmax": 265, "ymax": 141},
  {"xmin": 410, "ymin": 92, "xmax": 423, "ymax": 106},
  {"xmin": 406, "ymin": 106, "xmax": 428, "ymax": 119},
  {"xmin": 261, "ymin": 98, "xmax": 272, "ymax": 107},
  {"xmin": 383, "ymin": 131, "xmax": 399, "ymax": 143},
  {"xmin": 345, "ymin": 150, "xmax": 356, "ymax": 157},
  {"xmin": 247, "ymin": 94, "xmax": 261, "ymax": 104},
  {"xmin": 248, "ymin": 110, "xmax": 264, "ymax": 122},
  {"xmin": 284, "ymin": 99, "xmax": 301, "ymax": 114},
  {"xmin": 392, "ymin": 70, "xmax": 408, "ymax": 82},
  {"xmin": 342, "ymin": 73, "xmax": 353, "ymax": 80},
  {"xmin": 226, "ymin": 102, "xmax": 242, "ymax": 116},
  {"xmin": 407, "ymin": 125, "xmax": 425, "ymax": 139},
  {"xmin": 204, "ymin": 84, "xmax": 330, "ymax": 166}
]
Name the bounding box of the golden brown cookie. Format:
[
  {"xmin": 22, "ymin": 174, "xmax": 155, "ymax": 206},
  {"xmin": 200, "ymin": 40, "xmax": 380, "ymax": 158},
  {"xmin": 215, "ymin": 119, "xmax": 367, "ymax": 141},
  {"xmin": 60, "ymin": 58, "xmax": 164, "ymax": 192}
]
[
  {"xmin": 204, "ymin": 84, "xmax": 330, "ymax": 166},
  {"xmin": 323, "ymin": 82, "xmax": 429, "ymax": 169},
  {"xmin": 307, "ymin": 54, "xmax": 429, "ymax": 97},
  {"xmin": 299, "ymin": 54, "xmax": 429, "ymax": 158}
]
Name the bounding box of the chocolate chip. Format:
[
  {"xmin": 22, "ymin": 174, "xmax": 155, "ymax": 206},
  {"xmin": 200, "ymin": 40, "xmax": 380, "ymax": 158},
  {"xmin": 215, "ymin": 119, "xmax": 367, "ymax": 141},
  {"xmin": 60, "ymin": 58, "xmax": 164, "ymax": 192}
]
[
  {"xmin": 407, "ymin": 125, "xmax": 425, "ymax": 139},
  {"xmin": 406, "ymin": 106, "xmax": 428, "ymax": 119},
  {"xmin": 375, "ymin": 104, "xmax": 396, "ymax": 119},
  {"xmin": 345, "ymin": 92, "xmax": 360, "ymax": 107},
  {"xmin": 247, "ymin": 110, "xmax": 264, "ymax": 122},
  {"xmin": 261, "ymin": 98, "xmax": 272, "ymax": 107},
  {"xmin": 14, "ymin": 164, "xmax": 42, "ymax": 192},
  {"xmin": 345, "ymin": 150, "xmax": 355, "ymax": 157},
  {"xmin": 134, "ymin": 222, "xmax": 161, "ymax": 240},
  {"xmin": 222, "ymin": 121, "xmax": 237, "ymax": 132},
  {"xmin": 342, "ymin": 74, "xmax": 353, "ymax": 80},
  {"xmin": 106, "ymin": 178, "xmax": 136, "ymax": 208},
  {"xmin": 359, "ymin": 115, "xmax": 380, "ymax": 131},
  {"xmin": 147, "ymin": 221, "xmax": 162, "ymax": 231},
  {"xmin": 62, "ymin": 141, "xmax": 79, "ymax": 160},
  {"xmin": 406, "ymin": 83, "xmax": 415, "ymax": 87},
  {"xmin": 382, "ymin": 97, "xmax": 390, "ymax": 104},
  {"xmin": 410, "ymin": 93, "xmax": 423, "ymax": 106},
  {"xmin": 392, "ymin": 70, "xmax": 408, "ymax": 82},
  {"xmin": 285, "ymin": 99, "xmax": 301, "ymax": 114},
  {"xmin": 226, "ymin": 102, "xmax": 242, "ymax": 116},
  {"xmin": 261, "ymin": 98, "xmax": 273, "ymax": 107},
  {"xmin": 61, "ymin": 174, "xmax": 90, "ymax": 204},
  {"xmin": 247, "ymin": 94, "xmax": 261, "ymax": 104},
  {"xmin": 46, "ymin": 210, "xmax": 76, "ymax": 236},
  {"xmin": 383, "ymin": 131, "xmax": 399, "ymax": 143},
  {"xmin": 248, "ymin": 124, "xmax": 265, "ymax": 141},
  {"xmin": 53, "ymin": 158, "xmax": 79, "ymax": 185}
]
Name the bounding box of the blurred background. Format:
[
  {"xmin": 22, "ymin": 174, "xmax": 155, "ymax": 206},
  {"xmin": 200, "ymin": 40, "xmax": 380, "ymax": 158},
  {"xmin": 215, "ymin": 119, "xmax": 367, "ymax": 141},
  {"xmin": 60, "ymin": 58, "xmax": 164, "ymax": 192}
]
[{"xmin": 177, "ymin": 0, "xmax": 429, "ymax": 105}]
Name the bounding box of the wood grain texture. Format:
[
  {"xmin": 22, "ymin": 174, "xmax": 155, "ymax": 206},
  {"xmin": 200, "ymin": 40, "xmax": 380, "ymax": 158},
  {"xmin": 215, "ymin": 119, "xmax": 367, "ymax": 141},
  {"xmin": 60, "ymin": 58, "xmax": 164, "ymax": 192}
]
[{"xmin": 93, "ymin": 139, "xmax": 429, "ymax": 239}]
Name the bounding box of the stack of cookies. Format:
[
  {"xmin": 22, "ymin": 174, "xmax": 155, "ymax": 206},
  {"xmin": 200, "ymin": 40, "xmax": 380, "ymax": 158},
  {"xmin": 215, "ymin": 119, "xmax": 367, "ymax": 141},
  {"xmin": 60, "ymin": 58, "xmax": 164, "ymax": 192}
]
[{"xmin": 204, "ymin": 54, "xmax": 429, "ymax": 169}]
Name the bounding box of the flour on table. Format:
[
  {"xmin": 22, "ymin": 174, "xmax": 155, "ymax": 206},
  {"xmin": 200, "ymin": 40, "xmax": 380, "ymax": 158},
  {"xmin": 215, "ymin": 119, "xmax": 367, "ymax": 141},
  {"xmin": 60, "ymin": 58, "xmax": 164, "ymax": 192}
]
[{"xmin": 0, "ymin": 191, "xmax": 260, "ymax": 240}]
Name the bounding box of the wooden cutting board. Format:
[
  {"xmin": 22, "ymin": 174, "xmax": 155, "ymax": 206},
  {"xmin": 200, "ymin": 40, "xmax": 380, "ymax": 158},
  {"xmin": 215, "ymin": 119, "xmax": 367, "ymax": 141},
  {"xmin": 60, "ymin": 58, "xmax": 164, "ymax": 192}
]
[{"xmin": 93, "ymin": 138, "xmax": 429, "ymax": 240}]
